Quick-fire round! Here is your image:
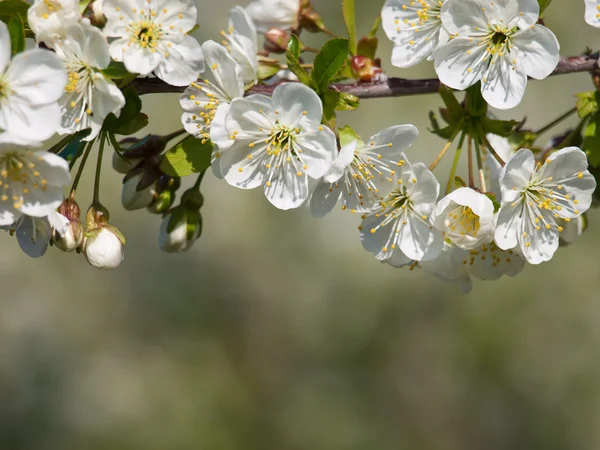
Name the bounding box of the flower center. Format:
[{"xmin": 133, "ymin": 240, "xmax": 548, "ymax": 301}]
[
  {"xmin": 130, "ymin": 21, "xmax": 162, "ymax": 49},
  {"xmin": 0, "ymin": 152, "xmax": 48, "ymax": 208},
  {"xmin": 491, "ymin": 31, "xmax": 508, "ymax": 47},
  {"xmin": 446, "ymin": 205, "xmax": 480, "ymax": 237}
]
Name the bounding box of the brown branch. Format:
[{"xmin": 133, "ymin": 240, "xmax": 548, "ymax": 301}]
[{"xmin": 133, "ymin": 54, "xmax": 600, "ymax": 98}]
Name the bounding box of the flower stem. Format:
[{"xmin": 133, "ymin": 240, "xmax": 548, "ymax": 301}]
[
  {"xmin": 446, "ymin": 132, "xmax": 466, "ymax": 195},
  {"xmin": 193, "ymin": 170, "xmax": 207, "ymax": 190},
  {"xmin": 429, "ymin": 127, "xmax": 460, "ymax": 171},
  {"xmin": 70, "ymin": 138, "xmax": 95, "ymax": 195},
  {"xmin": 534, "ymin": 107, "xmax": 577, "ymax": 136},
  {"xmin": 467, "ymin": 135, "xmax": 475, "ymax": 189},
  {"xmin": 474, "ymin": 138, "xmax": 486, "ymax": 192},
  {"xmin": 93, "ymin": 133, "xmax": 107, "ymax": 203},
  {"xmin": 479, "ymin": 131, "xmax": 506, "ymax": 167}
]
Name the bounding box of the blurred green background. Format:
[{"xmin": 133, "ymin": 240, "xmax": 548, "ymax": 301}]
[{"xmin": 3, "ymin": 0, "xmax": 600, "ymax": 449}]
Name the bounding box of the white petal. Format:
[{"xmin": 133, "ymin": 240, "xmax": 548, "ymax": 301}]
[
  {"xmin": 370, "ymin": 124, "xmax": 419, "ymax": 157},
  {"xmin": 122, "ymin": 46, "xmax": 162, "ymax": 75},
  {"xmin": 434, "ymin": 38, "xmax": 487, "ymax": 91},
  {"xmin": 481, "ymin": 53, "xmax": 527, "ymax": 110},
  {"xmin": 499, "ymin": 148, "xmax": 535, "ymax": 201},
  {"xmin": 272, "ymin": 82, "xmax": 323, "ymax": 125},
  {"xmin": 308, "ymin": 180, "xmax": 342, "ymax": 218},
  {"xmin": 34, "ymin": 151, "xmax": 71, "ymax": 186},
  {"xmin": 81, "ymin": 21, "xmax": 112, "ymax": 69},
  {"xmin": 323, "ymin": 141, "xmax": 355, "ymax": 183},
  {"xmin": 154, "ymin": 37, "xmax": 205, "ymax": 86},
  {"xmin": 403, "ymin": 163, "xmax": 439, "ymax": 213},
  {"xmin": 0, "ymin": 102, "xmax": 62, "ymax": 142},
  {"xmin": 511, "ymin": 25, "xmax": 559, "ymax": 80},
  {"xmin": 264, "ymin": 165, "xmax": 308, "ymax": 210},
  {"xmin": 19, "ymin": 185, "xmax": 65, "ymax": 217},
  {"xmin": 389, "ymin": 27, "xmax": 441, "ymax": 68},
  {"xmin": 439, "ymin": 0, "xmax": 489, "ymax": 35},
  {"xmin": 0, "ymin": 22, "xmax": 10, "ymax": 73},
  {"xmin": 7, "ymin": 49, "xmax": 67, "ymax": 104},
  {"xmin": 16, "ymin": 216, "xmax": 51, "ymax": 258},
  {"xmin": 399, "ymin": 212, "xmax": 443, "ymax": 261},
  {"xmin": 294, "ymin": 125, "xmax": 337, "ymax": 179},
  {"xmin": 200, "ymin": 40, "xmax": 244, "ymax": 100},
  {"xmin": 494, "ymin": 202, "xmax": 520, "ymax": 251},
  {"xmin": 585, "ymin": 0, "xmax": 600, "ymax": 27}
]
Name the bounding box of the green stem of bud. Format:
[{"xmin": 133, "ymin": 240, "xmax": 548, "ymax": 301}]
[
  {"xmin": 467, "ymin": 135, "xmax": 475, "ymax": 189},
  {"xmin": 193, "ymin": 170, "xmax": 207, "ymax": 190},
  {"xmin": 533, "ymin": 106, "xmax": 577, "ymax": 136},
  {"xmin": 474, "ymin": 137, "xmax": 486, "ymax": 193},
  {"xmin": 428, "ymin": 126, "xmax": 461, "ymax": 171},
  {"xmin": 93, "ymin": 132, "xmax": 107, "ymax": 203},
  {"xmin": 446, "ymin": 132, "xmax": 466, "ymax": 195},
  {"xmin": 70, "ymin": 138, "xmax": 96, "ymax": 195}
]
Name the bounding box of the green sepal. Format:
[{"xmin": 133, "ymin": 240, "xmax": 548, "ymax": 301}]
[
  {"xmin": 576, "ymin": 91, "xmax": 599, "ymax": 119},
  {"xmin": 537, "ymin": 0, "xmax": 552, "ymax": 17},
  {"xmin": 464, "ymin": 83, "xmax": 488, "ymax": 117},
  {"xmin": 368, "ymin": 16, "xmax": 381, "ymax": 38},
  {"xmin": 101, "ymin": 61, "xmax": 130, "ymax": 80},
  {"xmin": 583, "ymin": 114, "xmax": 600, "ymax": 167},
  {"xmin": 438, "ymin": 85, "xmax": 463, "ymax": 126},
  {"xmin": 480, "ymin": 117, "xmax": 520, "ymax": 137},
  {"xmin": 454, "ymin": 176, "xmax": 467, "ymax": 189},
  {"xmin": 338, "ymin": 125, "xmax": 363, "ymax": 148},
  {"xmin": 356, "ymin": 36, "xmax": 378, "ymax": 60},
  {"xmin": 160, "ymin": 137, "xmax": 212, "ymax": 177},
  {"xmin": 484, "ymin": 192, "xmax": 501, "ymax": 213},
  {"xmin": 7, "ymin": 14, "xmax": 25, "ymax": 56},
  {"xmin": 257, "ymin": 62, "xmax": 280, "ymax": 80}
]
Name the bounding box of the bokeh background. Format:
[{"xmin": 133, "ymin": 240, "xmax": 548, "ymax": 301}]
[{"xmin": 2, "ymin": 0, "xmax": 600, "ymax": 448}]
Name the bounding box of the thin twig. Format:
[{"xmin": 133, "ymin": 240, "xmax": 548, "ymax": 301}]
[{"xmin": 133, "ymin": 54, "xmax": 600, "ymax": 97}]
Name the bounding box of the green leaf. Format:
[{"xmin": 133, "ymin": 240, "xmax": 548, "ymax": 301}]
[
  {"xmin": 101, "ymin": 61, "xmax": 130, "ymax": 80},
  {"xmin": 0, "ymin": 0, "xmax": 29, "ymax": 26},
  {"xmin": 286, "ymin": 35, "xmax": 312, "ymax": 86},
  {"xmin": 368, "ymin": 16, "xmax": 381, "ymax": 38},
  {"xmin": 356, "ymin": 36, "xmax": 378, "ymax": 60},
  {"xmin": 58, "ymin": 130, "xmax": 91, "ymax": 163},
  {"xmin": 312, "ymin": 38, "xmax": 350, "ymax": 94},
  {"xmin": 160, "ymin": 137, "xmax": 212, "ymax": 177},
  {"xmin": 583, "ymin": 114, "xmax": 600, "ymax": 167},
  {"xmin": 342, "ymin": 0, "xmax": 357, "ymax": 55},
  {"xmin": 338, "ymin": 125, "xmax": 363, "ymax": 148},
  {"xmin": 104, "ymin": 86, "xmax": 142, "ymax": 131},
  {"xmin": 114, "ymin": 113, "xmax": 148, "ymax": 135},
  {"xmin": 538, "ymin": 0, "xmax": 551, "ymax": 17},
  {"xmin": 7, "ymin": 14, "xmax": 24, "ymax": 56},
  {"xmin": 576, "ymin": 91, "xmax": 599, "ymax": 119},
  {"xmin": 454, "ymin": 176, "xmax": 467, "ymax": 189}
]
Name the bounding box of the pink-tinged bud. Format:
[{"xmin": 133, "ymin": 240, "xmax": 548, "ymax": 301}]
[
  {"xmin": 53, "ymin": 197, "xmax": 84, "ymax": 252},
  {"xmin": 83, "ymin": 226, "xmax": 125, "ymax": 270},
  {"xmin": 264, "ymin": 28, "xmax": 291, "ymax": 54},
  {"xmin": 121, "ymin": 172, "xmax": 156, "ymax": 211},
  {"xmin": 351, "ymin": 55, "xmax": 384, "ymax": 82}
]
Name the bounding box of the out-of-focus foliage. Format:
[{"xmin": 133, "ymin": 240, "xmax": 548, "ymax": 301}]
[{"xmin": 1, "ymin": 1, "xmax": 600, "ymax": 449}]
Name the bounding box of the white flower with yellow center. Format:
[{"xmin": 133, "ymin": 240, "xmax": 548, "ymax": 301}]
[
  {"xmin": 245, "ymin": 0, "xmax": 299, "ymax": 33},
  {"xmin": 180, "ymin": 40, "xmax": 244, "ymax": 177},
  {"xmin": 360, "ymin": 161, "xmax": 443, "ymax": 266},
  {"xmin": 431, "ymin": 187, "xmax": 495, "ymax": 250},
  {"xmin": 308, "ymin": 125, "xmax": 419, "ymax": 218},
  {"xmin": 381, "ymin": 0, "xmax": 448, "ymax": 68},
  {"xmin": 0, "ymin": 137, "xmax": 70, "ymax": 226},
  {"xmin": 221, "ymin": 6, "xmax": 258, "ymax": 85},
  {"xmin": 495, "ymin": 147, "xmax": 596, "ymax": 264},
  {"xmin": 27, "ymin": 0, "xmax": 80, "ymax": 42},
  {"xmin": 103, "ymin": 0, "xmax": 205, "ymax": 86},
  {"xmin": 49, "ymin": 20, "xmax": 126, "ymax": 140},
  {"xmin": 434, "ymin": 0, "xmax": 560, "ymax": 109},
  {"xmin": 0, "ymin": 22, "xmax": 67, "ymax": 142},
  {"xmin": 212, "ymin": 82, "xmax": 337, "ymax": 210},
  {"xmin": 585, "ymin": 0, "xmax": 600, "ymax": 27}
]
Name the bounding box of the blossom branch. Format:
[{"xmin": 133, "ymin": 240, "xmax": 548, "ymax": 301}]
[{"xmin": 133, "ymin": 54, "xmax": 600, "ymax": 98}]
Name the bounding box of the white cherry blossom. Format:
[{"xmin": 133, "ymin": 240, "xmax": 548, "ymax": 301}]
[
  {"xmin": 245, "ymin": 0, "xmax": 299, "ymax": 33},
  {"xmin": 179, "ymin": 40, "xmax": 245, "ymax": 177},
  {"xmin": 84, "ymin": 226, "xmax": 125, "ymax": 269},
  {"xmin": 49, "ymin": 20, "xmax": 125, "ymax": 140},
  {"xmin": 495, "ymin": 147, "xmax": 596, "ymax": 264},
  {"xmin": 431, "ymin": 187, "xmax": 495, "ymax": 250},
  {"xmin": 381, "ymin": 0, "xmax": 448, "ymax": 68},
  {"xmin": 0, "ymin": 22, "xmax": 67, "ymax": 141},
  {"xmin": 360, "ymin": 161, "xmax": 443, "ymax": 266},
  {"xmin": 103, "ymin": 0, "xmax": 205, "ymax": 86},
  {"xmin": 585, "ymin": 0, "xmax": 600, "ymax": 27},
  {"xmin": 28, "ymin": 0, "xmax": 80, "ymax": 42},
  {"xmin": 308, "ymin": 124, "xmax": 419, "ymax": 218},
  {"xmin": 434, "ymin": 0, "xmax": 560, "ymax": 109},
  {"xmin": 0, "ymin": 139, "xmax": 70, "ymax": 226},
  {"xmin": 221, "ymin": 6, "xmax": 258, "ymax": 85},
  {"xmin": 212, "ymin": 83, "xmax": 337, "ymax": 210}
]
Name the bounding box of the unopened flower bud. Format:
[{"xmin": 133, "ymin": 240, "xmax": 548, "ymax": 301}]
[
  {"xmin": 298, "ymin": 8, "xmax": 326, "ymax": 33},
  {"xmin": 53, "ymin": 197, "xmax": 84, "ymax": 252},
  {"xmin": 90, "ymin": 0, "xmax": 106, "ymax": 27},
  {"xmin": 158, "ymin": 208, "xmax": 202, "ymax": 253},
  {"xmin": 112, "ymin": 149, "xmax": 142, "ymax": 175},
  {"xmin": 121, "ymin": 172, "xmax": 156, "ymax": 211},
  {"xmin": 264, "ymin": 28, "xmax": 291, "ymax": 54},
  {"xmin": 84, "ymin": 226, "xmax": 125, "ymax": 269},
  {"xmin": 351, "ymin": 55, "xmax": 384, "ymax": 82}
]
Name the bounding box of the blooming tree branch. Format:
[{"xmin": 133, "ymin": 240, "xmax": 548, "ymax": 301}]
[{"xmin": 133, "ymin": 54, "xmax": 600, "ymax": 97}]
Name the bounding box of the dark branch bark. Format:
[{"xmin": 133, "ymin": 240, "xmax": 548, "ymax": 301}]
[{"xmin": 133, "ymin": 54, "xmax": 600, "ymax": 98}]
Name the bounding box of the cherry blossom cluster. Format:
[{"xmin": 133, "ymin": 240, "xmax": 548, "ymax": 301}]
[{"xmin": 0, "ymin": 0, "xmax": 599, "ymax": 293}]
